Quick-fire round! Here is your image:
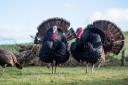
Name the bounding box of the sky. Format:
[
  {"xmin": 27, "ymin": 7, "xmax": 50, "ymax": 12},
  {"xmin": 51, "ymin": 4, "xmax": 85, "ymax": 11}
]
[{"xmin": 0, "ymin": 0, "xmax": 128, "ymax": 44}]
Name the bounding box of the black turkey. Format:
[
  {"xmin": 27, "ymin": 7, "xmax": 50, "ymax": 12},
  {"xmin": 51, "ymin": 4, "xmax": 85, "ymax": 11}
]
[
  {"xmin": 36, "ymin": 17, "xmax": 73, "ymax": 73},
  {"xmin": 70, "ymin": 20, "xmax": 124, "ymax": 73}
]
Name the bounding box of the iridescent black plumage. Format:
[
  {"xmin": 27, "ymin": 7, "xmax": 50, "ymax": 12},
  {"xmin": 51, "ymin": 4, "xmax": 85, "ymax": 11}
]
[{"xmin": 70, "ymin": 27, "xmax": 104, "ymax": 73}]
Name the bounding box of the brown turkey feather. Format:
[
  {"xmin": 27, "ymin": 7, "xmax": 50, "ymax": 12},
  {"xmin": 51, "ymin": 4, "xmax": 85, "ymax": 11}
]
[
  {"xmin": 34, "ymin": 17, "xmax": 74, "ymax": 44},
  {"xmin": 92, "ymin": 20, "xmax": 125, "ymax": 54}
]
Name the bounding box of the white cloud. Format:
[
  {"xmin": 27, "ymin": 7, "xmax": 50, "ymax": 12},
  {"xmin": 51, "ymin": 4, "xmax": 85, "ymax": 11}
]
[
  {"xmin": 90, "ymin": 8, "xmax": 128, "ymax": 31},
  {"xmin": 0, "ymin": 24, "xmax": 37, "ymax": 44}
]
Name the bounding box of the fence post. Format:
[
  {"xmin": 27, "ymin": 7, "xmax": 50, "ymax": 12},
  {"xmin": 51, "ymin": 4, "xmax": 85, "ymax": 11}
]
[{"xmin": 121, "ymin": 48, "xmax": 125, "ymax": 66}]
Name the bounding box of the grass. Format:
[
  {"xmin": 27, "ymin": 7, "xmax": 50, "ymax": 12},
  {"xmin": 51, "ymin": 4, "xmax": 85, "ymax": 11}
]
[
  {"xmin": 0, "ymin": 44, "xmax": 19, "ymax": 54},
  {"xmin": 0, "ymin": 66, "xmax": 128, "ymax": 85},
  {"xmin": 0, "ymin": 43, "xmax": 33, "ymax": 54}
]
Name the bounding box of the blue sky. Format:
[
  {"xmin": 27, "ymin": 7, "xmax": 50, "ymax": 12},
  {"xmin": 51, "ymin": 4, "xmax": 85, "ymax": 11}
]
[{"xmin": 0, "ymin": 0, "xmax": 128, "ymax": 44}]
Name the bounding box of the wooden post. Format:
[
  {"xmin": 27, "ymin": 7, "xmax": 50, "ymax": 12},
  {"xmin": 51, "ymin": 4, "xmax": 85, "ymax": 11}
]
[{"xmin": 121, "ymin": 48, "xmax": 125, "ymax": 66}]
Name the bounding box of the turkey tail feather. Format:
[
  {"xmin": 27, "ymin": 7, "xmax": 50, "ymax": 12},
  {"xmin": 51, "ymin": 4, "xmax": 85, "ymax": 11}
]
[
  {"xmin": 92, "ymin": 20, "xmax": 125, "ymax": 54},
  {"xmin": 34, "ymin": 17, "xmax": 74, "ymax": 43}
]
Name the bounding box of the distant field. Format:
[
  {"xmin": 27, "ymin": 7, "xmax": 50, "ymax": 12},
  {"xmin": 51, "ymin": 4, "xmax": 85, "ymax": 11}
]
[
  {"xmin": 0, "ymin": 66, "xmax": 128, "ymax": 85},
  {"xmin": 0, "ymin": 43, "xmax": 33, "ymax": 54}
]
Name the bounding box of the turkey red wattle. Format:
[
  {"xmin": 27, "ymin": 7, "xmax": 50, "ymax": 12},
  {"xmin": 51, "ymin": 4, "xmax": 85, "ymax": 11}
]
[
  {"xmin": 51, "ymin": 26, "xmax": 57, "ymax": 41},
  {"xmin": 52, "ymin": 32, "xmax": 57, "ymax": 41},
  {"xmin": 76, "ymin": 27, "xmax": 83, "ymax": 40}
]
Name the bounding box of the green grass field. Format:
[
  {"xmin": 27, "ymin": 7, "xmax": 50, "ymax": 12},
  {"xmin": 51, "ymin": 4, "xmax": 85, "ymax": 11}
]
[{"xmin": 0, "ymin": 66, "xmax": 128, "ymax": 85}]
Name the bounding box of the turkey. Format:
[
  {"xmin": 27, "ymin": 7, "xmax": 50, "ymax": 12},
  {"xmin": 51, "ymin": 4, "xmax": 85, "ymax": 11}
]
[
  {"xmin": 36, "ymin": 17, "xmax": 73, "ymax": 73},
  {"xmin": 70, "ymin": 20, "xmax": 124, "ymax": 73},
  {"xmin": 0, "ymin": 49, "xmax": 23, "ymax": 72}
]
